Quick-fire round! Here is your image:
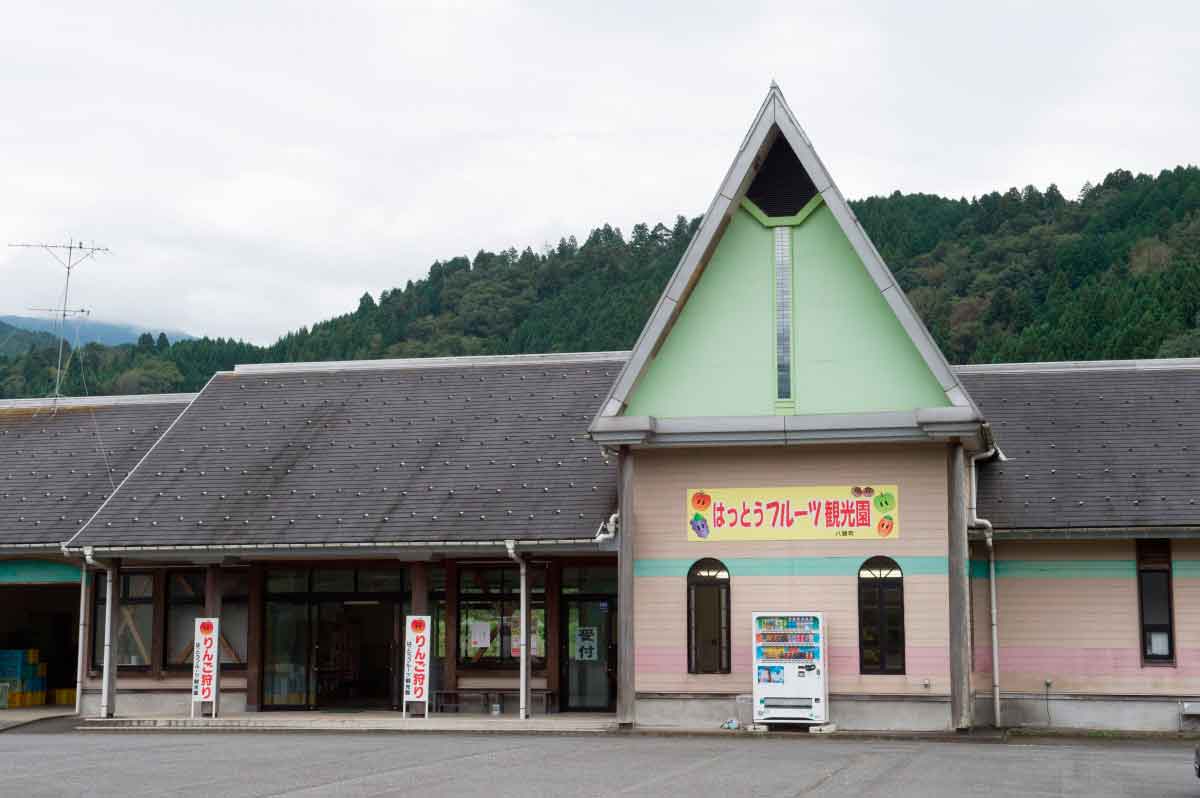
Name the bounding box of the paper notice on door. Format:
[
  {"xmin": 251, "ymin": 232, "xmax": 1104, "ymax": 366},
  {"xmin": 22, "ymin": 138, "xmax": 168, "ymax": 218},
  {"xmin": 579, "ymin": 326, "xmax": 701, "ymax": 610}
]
[
  {"xmin": 532, "ymin": 635, "xmax": 543, "ymax": 658},
  {"xmin": 469, "ymin": 621, "xmax": 492, "ymax": 649},
  {"xmin": 574, "ymin": 627, "xmax": 599, "ymax": 661}
]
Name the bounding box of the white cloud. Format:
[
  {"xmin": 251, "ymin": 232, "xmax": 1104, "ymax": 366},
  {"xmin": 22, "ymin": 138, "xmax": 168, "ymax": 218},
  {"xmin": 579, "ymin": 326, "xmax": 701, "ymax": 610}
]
[{"xmin": 1, "ymin": 0, "xmax": 1196, "ymax": 343}]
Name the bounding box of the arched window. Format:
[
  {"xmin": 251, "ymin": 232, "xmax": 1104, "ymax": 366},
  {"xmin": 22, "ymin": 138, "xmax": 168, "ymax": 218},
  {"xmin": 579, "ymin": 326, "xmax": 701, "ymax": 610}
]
[
  {"xmin": 858, "ymin": 556, "xmax": 905, "ymax": 674},
  {"xmin": 688, "ymin": 558, "xmax": 731, "ymax": 674}
]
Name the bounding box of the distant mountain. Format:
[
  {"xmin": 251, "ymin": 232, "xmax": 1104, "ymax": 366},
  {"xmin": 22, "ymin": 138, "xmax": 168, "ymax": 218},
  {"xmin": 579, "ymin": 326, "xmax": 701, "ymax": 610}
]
[
  {"xmin": 1, "ymin": 165, "xmax": 1199, "ymax": 399},
  {"xmin": 0, "ymin": 319, "xmax": 58, "ymax": 357},
  {"xmin": 0, "ymin": 315, "xmax": 194, "ymax": 348}
]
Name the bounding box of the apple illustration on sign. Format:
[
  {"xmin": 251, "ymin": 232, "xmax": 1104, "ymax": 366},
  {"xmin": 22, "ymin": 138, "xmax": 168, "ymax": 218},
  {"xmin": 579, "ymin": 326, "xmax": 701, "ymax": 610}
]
[
  {"xmin": 411, "ymin": 618, "xmax": 426, "ymax": 634},
  {"xmin": 199, "ymin": 620, "xmax": 214, "ymax": 636},
  {"xmin": 876, "ymin": 515, "xmax": 895, "ymax": 537}
]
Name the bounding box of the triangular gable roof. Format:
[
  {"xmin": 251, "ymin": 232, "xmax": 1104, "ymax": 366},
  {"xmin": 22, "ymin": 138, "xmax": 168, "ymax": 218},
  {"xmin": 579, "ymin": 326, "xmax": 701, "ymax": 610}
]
[{"xmin": 592, "ymin": 85, "xmax": 979, "ymax": 433}]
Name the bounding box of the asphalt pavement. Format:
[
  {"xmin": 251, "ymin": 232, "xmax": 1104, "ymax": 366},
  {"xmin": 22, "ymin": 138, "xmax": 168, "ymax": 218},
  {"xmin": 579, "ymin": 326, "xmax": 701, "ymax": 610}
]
[{"xmin": 0, "ymin": 722, "xmax": 1196, "ymax": 797}]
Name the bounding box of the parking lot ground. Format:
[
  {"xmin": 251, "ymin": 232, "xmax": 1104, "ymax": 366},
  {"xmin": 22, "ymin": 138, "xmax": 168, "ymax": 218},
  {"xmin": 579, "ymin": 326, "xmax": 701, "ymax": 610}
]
[{"xmin": 1, "ymin": 725, "xmax": 1196, "ymax": 797}]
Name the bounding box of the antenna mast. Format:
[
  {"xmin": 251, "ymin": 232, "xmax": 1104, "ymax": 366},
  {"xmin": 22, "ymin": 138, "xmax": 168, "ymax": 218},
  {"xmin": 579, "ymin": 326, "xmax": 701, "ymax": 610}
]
[{"xmin": 8, "ymin": 239, "xmax": 109, "ymax": 403}]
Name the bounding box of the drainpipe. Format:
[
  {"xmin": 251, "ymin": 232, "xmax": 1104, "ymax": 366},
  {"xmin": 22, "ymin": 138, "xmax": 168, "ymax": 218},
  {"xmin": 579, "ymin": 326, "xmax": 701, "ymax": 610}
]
[
  {"xmin": 593, "ymin": 513, "xmax": 618, "ymax": 544},
  {"xmin": 967, "ymin": 435, "xmax": 1000, "ymax": 727},
  {"xmin": 505, "ymin": 540, "xmax": 529, "ymax": 720},
  {"xmin": 83, "ymin": 547, "xmax": 117, "ymax": 719}
]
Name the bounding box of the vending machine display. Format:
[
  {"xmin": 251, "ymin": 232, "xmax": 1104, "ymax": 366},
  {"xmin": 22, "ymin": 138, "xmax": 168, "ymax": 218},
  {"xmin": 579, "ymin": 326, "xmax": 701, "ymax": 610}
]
[{"xmin": 751, "ymin": 612, "xmax": 827, "ymax": 724}]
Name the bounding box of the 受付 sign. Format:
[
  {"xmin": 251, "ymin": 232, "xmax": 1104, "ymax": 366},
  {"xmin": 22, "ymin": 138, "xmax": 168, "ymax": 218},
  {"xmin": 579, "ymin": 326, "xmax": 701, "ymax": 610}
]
[
  {"xmin": 686, "ymin": 485, "xmax": 900, "ymax": 541},
  {"xmin": 403, "ymin": 615, "xmax": 431, "ymax": 706},
  {"xmin": 191, "ymin": 617, "xmax": 220, "ymax": 716}
]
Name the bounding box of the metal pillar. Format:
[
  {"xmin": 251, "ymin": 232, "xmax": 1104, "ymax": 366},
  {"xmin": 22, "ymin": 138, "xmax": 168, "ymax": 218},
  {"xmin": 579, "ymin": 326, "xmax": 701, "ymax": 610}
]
[
  {"xmin": 947, "ymin": 444, "xmax": 973, "ymax": 730},
  {"xmin": 519, "ymin": 556, "xmax": 530, "ymax": 720},
  {"xmin": 74, "ymin": 565, "xmax": 88, "ymax": 715},
  {"xmin": 99, "ymin": 564, "xmax": 118, "ymax": 718}
]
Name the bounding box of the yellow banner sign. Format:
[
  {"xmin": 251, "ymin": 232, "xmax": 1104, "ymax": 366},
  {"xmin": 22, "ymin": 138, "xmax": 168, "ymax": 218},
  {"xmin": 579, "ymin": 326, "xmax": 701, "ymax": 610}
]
[{"xmin": 686, "ymin": 485, "xmax": 899, "ymax": 541}]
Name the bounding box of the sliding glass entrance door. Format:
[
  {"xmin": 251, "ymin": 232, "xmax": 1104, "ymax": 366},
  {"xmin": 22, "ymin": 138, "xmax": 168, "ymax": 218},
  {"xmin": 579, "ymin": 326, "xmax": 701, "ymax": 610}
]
[{"xmin": 563, "ymin": 597, "xmax": 616, "ymax": 711}]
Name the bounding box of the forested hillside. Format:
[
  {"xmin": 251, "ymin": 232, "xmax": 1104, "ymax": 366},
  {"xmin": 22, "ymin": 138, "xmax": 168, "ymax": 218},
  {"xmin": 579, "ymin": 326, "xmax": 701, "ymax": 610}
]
[
  {"xmin": 0, "ymin": 320, "xmax": 56, "ymax": 358},
  {"xmin": 2, "ymin": 166, "xmax": 1199, "ymax": 399}
]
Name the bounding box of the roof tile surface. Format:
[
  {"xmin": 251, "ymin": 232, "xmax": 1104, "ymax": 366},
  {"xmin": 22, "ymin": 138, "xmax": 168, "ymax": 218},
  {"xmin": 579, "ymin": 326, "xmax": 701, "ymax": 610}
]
[
  {"xmin": 959, "ymin": 365, "xmax": 1200, "ymax": 530},
  {"xmin": 0, "ymin": 397, "xmax": 192, "ymax": 547},
  {"xmin": 74, "ymin": 357, "xmax": 625, "ymax": 549}
]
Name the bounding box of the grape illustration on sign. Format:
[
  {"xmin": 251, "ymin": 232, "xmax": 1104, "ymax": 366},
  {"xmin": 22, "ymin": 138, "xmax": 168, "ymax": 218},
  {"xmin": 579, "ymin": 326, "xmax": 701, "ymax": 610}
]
[{"xmin": 686, "ymin": 485, "xmax": 901, "ymax": 541}]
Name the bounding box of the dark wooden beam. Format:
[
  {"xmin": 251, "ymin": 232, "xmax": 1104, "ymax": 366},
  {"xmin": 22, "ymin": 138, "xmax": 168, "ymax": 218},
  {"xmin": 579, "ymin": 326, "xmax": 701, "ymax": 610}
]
[
  {"xmin": 545, "ymin": 560, "xmax": 562, "ymax": 703},
  {"xmin": 444, "ymin": 560, "xmax": 458, "ymax": 692},
  {"xmin": 246, "ymin": 564, "xmax": 264, "ymax": 712}
]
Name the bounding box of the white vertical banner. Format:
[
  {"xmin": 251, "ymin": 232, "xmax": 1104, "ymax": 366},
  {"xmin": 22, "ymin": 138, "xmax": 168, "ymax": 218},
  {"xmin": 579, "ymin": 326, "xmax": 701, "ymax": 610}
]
[
  {"xmin": 402, "ymin": 615, "xmax": 431, "ymax": 718},
  {"xmin": 190, "ymin": 617, "xmax": 220, "ymax": 718}
]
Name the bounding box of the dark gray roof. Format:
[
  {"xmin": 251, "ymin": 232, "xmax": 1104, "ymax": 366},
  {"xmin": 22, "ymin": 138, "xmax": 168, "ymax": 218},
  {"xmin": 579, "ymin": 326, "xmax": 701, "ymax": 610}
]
[
  {"xmin": 72, "ymin": 353, "xmax": 628, "ymax": 551},
  {"xmin": 958, "ymin": 361, "xmax": 1200, "ymax": 531},
  {"xmin": 0, "ymin": 395, "xmax": 194, "ymax": 549}
]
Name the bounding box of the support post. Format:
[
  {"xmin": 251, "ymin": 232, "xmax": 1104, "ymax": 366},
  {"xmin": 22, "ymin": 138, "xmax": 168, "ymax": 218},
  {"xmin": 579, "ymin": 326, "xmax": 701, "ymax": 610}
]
[
  {"xmin": 74, "ymin": 565, "xmax": 88, "ymax": 715},
  {"xmin": 246, "ymin": 564, "xmax": 264, "ymax": 712},
  {"xmin": 444, "ymin": 560, "xmax": 458, "ymax": 694},
  {"xmin": 616, "ymin": 447, "xmax": 635, "ymax": 727},
  {"xmin": 410, "ymin": 562, "xmax": 429, "ymax": 615},
  {"xmin": 948, "ymin": 444, "xmax": 972, "ymax": 730},
  {"xmin": 99, "ymin": 560, "xmax": 120, "ymax": 718},
  {"xmin": 545, "ymin": 561, "xmax": 562, "ymax": 704}
]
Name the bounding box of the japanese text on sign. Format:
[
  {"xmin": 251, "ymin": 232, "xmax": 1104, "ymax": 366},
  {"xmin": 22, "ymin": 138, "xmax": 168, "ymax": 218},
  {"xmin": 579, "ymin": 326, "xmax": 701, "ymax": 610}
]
[
  {"xmin": 191, "ymin": 617, "xmax": 219, "ymax": 703},
  {"xmin": 686, "ymin": 486, "xmax": 900, "ymax": 541},
  {"xmin": 403, "ymin": 616, "xmax": 431, "ymax": 703},
  {"xmin": 574, "ymin": 627, "xmax": 599, "ymax": 661}
]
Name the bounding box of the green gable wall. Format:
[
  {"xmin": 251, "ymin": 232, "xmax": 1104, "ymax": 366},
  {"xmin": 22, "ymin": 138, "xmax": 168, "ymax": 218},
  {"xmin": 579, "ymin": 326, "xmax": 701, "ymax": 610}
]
[
  {"xmin": 623, "ymin": 204, "xmax": 949, "ymax": 418},
  {"xmin": 625, "ymin": 208, "xmax": 775, "ymax": 417},
  {"xmin": 789, "ymin": 205, "xmax": 949, "ymax": 413}
]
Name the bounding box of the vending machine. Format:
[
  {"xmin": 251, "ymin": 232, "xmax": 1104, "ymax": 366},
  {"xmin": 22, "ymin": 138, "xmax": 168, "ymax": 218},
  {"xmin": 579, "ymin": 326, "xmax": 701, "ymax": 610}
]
[{"xmin": 751, "ymin": 612, "xmax": 827, "ymax": 725}]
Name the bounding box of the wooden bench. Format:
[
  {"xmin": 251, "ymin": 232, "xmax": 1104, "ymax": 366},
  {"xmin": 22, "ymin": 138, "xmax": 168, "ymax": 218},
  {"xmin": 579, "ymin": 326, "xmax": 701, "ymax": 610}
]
[
  {"xmin": 495, "ymin": 688, "xmax": 557, "ymax": 715},
  {"xmin": 434, "ymin": 688, "xmax": 557, "ymax": 714},
  {"xmin": 433, "ymin": 689, "xmax": 490, "ymax": 714}
]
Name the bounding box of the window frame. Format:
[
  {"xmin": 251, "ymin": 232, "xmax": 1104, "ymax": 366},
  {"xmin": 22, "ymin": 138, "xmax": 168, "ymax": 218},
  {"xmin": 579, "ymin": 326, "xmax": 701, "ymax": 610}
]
[
  {"xmin": 163, "ymin": 569, "xmax": 206, "ymax": 671},
  {"xmin": 91, "ymin": 571, "xmax": 156, "ymax": 672},
  {"xmin": 687, "ymin": 558, "xmax": 731, "ymax": 675},
  {"xmin": 1137, "ymin": 540, "xmax": 1176, "ymax": 666},
  {"xmin": 858, "ymin": 556, "xmax": 905, "ymax": 676},
  {"xmin": 456, "ymin": 565, "xmax": 547, "ymax": 671}
]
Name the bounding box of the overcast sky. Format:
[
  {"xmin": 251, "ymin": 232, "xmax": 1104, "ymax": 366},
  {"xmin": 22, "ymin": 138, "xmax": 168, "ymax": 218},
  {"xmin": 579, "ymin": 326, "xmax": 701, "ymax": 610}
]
[{"xmin": 2, "ymin": 1, "xmax": 1197, "ymax": 344}]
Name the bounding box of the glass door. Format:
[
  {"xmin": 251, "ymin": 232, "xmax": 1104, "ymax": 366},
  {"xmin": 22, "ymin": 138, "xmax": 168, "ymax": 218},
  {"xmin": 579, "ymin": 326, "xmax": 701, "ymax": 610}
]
[
  {"xmin": 563, "ymin": 598, "xmax": 616, "ymax": 711},
  {"xmin": 264, "ymin": 601, "xmax": 310, "ymax": 707}
]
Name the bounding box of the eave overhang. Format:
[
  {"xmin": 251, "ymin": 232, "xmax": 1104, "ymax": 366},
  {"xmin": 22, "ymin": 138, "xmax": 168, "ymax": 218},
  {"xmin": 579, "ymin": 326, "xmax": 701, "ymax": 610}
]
[
  {"xmin": 591, "ymin": 407, "xmax": 984, "ymax": 449},
  {"xmin": 969, "ymin": 527, "xmax": 1200, "ymax": 542}
]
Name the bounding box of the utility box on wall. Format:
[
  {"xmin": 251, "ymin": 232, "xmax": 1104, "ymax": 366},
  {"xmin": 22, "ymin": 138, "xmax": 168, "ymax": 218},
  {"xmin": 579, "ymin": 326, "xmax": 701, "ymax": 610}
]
[{"xmin": 752, "ymin": 612, "xmax": 827, "ymax": 724}]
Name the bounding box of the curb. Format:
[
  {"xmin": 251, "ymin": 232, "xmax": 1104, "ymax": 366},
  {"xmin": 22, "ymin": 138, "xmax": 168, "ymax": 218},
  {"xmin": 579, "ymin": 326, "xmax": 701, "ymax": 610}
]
[{"xmin": 0, "ymin": 713, "xmax": 75, "ymax": 734}]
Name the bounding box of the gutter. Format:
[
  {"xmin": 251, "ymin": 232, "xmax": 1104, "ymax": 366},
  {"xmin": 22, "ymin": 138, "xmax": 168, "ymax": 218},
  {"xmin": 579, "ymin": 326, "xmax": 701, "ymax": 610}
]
[
  {"xmin": 63, "ymin": 538, "xmax": 602, "ymax": 556},
  {"xmin": 967, "ymin": 426, "xmax": 1001, "ymax": 727}
]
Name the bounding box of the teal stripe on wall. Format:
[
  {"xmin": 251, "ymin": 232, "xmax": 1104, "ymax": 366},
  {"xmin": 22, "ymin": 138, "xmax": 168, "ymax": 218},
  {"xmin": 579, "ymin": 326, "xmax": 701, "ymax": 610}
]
[
  {"xmin": 0, "ymin": 560, "xmax": 81, "ymax": 585},
  {"xmin": 967, "ymin": 559, "xmax": 1136, "ymax": 579},
  {"xmin": 634, "ymin": 556, "xmax": 948, "ymax": 578},
  {"xmin": 1171, "ymin": 560, "xmax": 1200, "ymax": 578}
]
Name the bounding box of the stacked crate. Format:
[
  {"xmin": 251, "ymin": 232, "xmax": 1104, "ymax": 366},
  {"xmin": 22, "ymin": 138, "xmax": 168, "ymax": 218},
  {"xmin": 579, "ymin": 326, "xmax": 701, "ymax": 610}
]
[{"xmin": 0, "ymin": 650, "xmax": 46, "ymax": 707}]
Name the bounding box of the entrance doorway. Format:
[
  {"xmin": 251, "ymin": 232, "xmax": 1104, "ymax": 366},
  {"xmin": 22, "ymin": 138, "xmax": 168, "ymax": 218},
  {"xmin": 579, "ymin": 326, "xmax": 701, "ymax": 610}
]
[
  {"xmin": 315, "ymin": 601, "xmax": 398, "ymax": 708},
  {"xmin": 562, "ymin": 597, "xmax": 616, "ymax": 711},
  {"xmin": 262, "ymin": 566, "xmax": 404, "ymax": 710}
]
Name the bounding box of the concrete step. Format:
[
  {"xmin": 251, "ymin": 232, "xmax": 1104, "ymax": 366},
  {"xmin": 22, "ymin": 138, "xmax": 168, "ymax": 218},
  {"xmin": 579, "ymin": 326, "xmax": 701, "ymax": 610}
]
[{"xmin": 79, "ymin": 715, "xmax": 619, "ymax": 734}]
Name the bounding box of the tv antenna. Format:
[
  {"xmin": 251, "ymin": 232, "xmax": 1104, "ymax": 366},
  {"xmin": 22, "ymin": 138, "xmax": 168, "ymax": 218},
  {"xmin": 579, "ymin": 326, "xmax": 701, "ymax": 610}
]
[{"xmin": 8, "ymin": 239, "xmax": 109, "ymax": 403}]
